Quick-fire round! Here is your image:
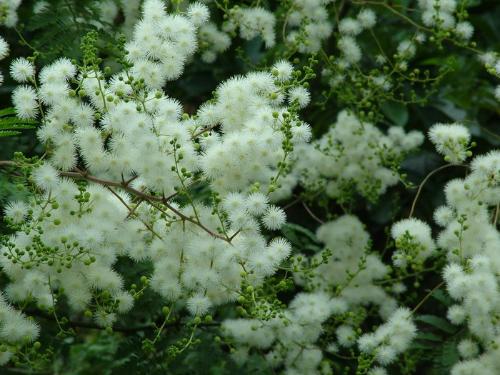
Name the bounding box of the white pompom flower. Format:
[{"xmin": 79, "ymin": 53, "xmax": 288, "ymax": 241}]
[
  {"xmin": 428, "ymin": 122, "xmax": 471, "ymax": 163},
  {"xmin": 245, "ymin": 192, "xmax": 269, "ymax": 216},
  {"xmin": 339, "ymin": 18, "xmax": 362, "ymax": 36},
  {"xmin": 272, "ymin": 60, "xmax": 293, "ymax": 82},
  {"xmin": 31, "ymin": 163, "xmax": 60, "ymax": 191},
  {"xmin": 358, "ymin": 9, "xmax": 377, "ymax": 29},
  {"xmin": 455, "ymin": 22, "xmax": 474, "ymax": 40},
  {"xmin": 12, "ymin": 85, "xmax": 38, "ymax": 119},
  {"xmin": 10, "ymin": 58, "xmax": 35, "ymax": 82},
  {"xmin": 288, "ymin": 86, "xmax": 310, "ymax": 108},
  {"xmin": 457, "ymin": 339, "xmax": 479, "ymax": 359},
  {"xmin": 4, "ymin": 201, "xmax": 29, "ymax": 224},
  {"xmin": 262, "ymin": 205, "xmax": 286, "ymax": 230},
  {"xmin": 0, "ymin": 36, "xmax": 9, "ymax": 60},
  {"xmin": 391, "ymin": 218, "xmax": 436, "ymax": 263},
  {"xmin": 187, "ymin": 294, "xmax": 212, "ymax": 316},
  {"xmin": 187, "ymin": 2, "xmax": 210, "ymax": 26}
]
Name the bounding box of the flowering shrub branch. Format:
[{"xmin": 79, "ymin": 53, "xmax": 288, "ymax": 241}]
[{"xmin": 0, "ymin": 0, "xmax": 499, "ymax": 374}]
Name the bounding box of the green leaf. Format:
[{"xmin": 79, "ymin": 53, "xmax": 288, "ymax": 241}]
[
  {"xmin": 381, "ymin": 101, "xmax": 408, "ymax": 127},
  {"xmin": 282, "ymin": 223, "xmax": 317, "ymax": 242},
  {"xmin": 0, "ymin": 124, "xmax": 36, "ymax": 131},
  {"xmin": 430, "ymin": 340, "xmax": 460, "ymax": 374},
  {"xmin": 430, "ymin": 289, "xmax": 453, "ymax": 307},
  {"xmin": 0, "ymin": 117, "xmax": 37, "ymax": 127},
  {"xmin": 0, "ymin": 130, "xmax": 21, "ymax": 137},
  {"xmin": 0, "ymin": 110, "xmax": 38, "ymax": 137},
  {"xmin": 416, "ymin": 332, "xmax": 443, "ymax": 342},
  {"xmin": 0, "ymin": 107, "xmax": 16, "ymax": 117},
  {"xmin": 416, "ymin": 315, "xmax": 457, "ymax": 334}
]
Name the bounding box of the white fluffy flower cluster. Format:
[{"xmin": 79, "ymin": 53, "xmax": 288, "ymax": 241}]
[
  {"xmin": 358, "ymin": 307, "xmax": 417, "ymax": 366},
  {"xmin": 10, "ymin": 57, "xmax": 35, "ymax": 83},
  {"xmin": 0, "ymin": 0, "xmax": 22, "ymax": 27},
  {"xmin": 0, "ymin": 36, "xmax": 9, "ymax": 85},
  {"xmin": 198, "ymin": 22, "xmax": 231, "ymax": 63},
  {"xmin": 222, "ymin": 292, "xmax": 347, "ymax": 374},
  {"xmin": 224, "ymin": 7, "xmax": 276, "ymax": 49},
  {"xmin": 1, "ymin": 176, "xmax": 136, "ymax": 327},
  {"xmin": 444, "ymin": 259, "xmax": 498, "ymax": 340},
  {"xmin": 98, "ymin": 1, "xmax": 227, "ymax": 64},
  {"xmin": 419, "ymin": 0, "xmax": 457, "ymax": 29},
  {"xmin": 197, "ymin": 67, "xmax": 311, "ymax": 199},
  {"xmin": 147, "ymin": 193, "xmax": 293, "ymax": 316},
  {"xmin": 222, "ymin": 215, "xmax": 401, "ymax": 373},
  {"xmin": 222, "ymin": 0, "xmax": 336, "ymax": 55},
  {"xmin": 428, "ymin": 122, "xmax": 471, "ymax": 163},
  {"xmin": 2, "ymin": 0, "xmax": 309, "ymax": 338},
  {"xmin": 450, "ymin": 338, "xmax": 500, "ymax": 375},
  {"xmin": 337, "ymin": 8, "xmax": 377, "ymax": 65},
  {"xmin": 424, "ymin": 150, "xmax": 500, "ymax": 374},
  {"xmin": 286, "ymin": 0, "xmax": 335, "ymax": 54},
  {"xmin": 295, "ymin": 215, "xmax": 397, "ymax": 319},
  {"xmin": 0, "ymin": 292, "xmax": 40, "ymax": 347},
  {"xmin": 124, "ymin": 0, "xmax": 207, "ymax": 88},
  {"xmin": 418, "ymin": 0, "xmax": 473, "ymax": 40},
  {"xmin": 293, "ymin": 110, "xmax": 423, "ymax": 202},
  {"xmin": 391, "ymin": 218, "xmax": 436, "ymax": 268}
]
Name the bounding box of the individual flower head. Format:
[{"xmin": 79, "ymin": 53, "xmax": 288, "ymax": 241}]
[
  {"xmin": 357, "ymin": 8, "xmax": 377, "ymax": 29},
  {"xmin": 272, "ymin": 60, "xmax": 293, "ymax": 82},
  {"xmin": 368, "ymin": 368, "xmax": 388, "ymax": 375},
  {"xmin": 31, "ymin": 163, "xmax": 60, "ymax": 191},
  {"xmin": 447, "ymin": 304, "xmax": 467, "ymax": 325},
  {"xmin": 232, "ymin": 7, "xmax": 276, "ymax": 48},
  {"xmin": 391, "ymin": 218, "xmax": 436, "ymax": 267},
  {"xmin": 339, "ymin": 17, "xmax": 362, "ymax": 36},
  {"xmin": 187, "ymin": 293, "xmax": 212, "ymax": 316},
  {"xmin": 0, "ymin": 36, "xmax": 9, "ymax": 60},
  {"xmin": 397, "ymin": 40, "xmax": 416, "ymax": 60},
  {"xmin": 288, "ymin": 86, "xmax": 310, "ymax": 108},
  {"xmin": 10, "ymin": 58, "xmax": 35, "ymax": 83},
  {"xmin": 457, "ymin": 339, "xmax": 479, "ymax": 359},
  {"xmin": 262, "ymin": 205, "xmax": 286, "ymax": 230},
  {"xmin": 429, "ymin": 122, "xmax": 472, "ymax": 163},
  {"xmin": 245, "ymin": 192, "xmax": 269, "ymax": 216},
  {"xmin": 336, "ymin": 325, "xmax": 356, "ymax": 347},
  {"xmin": 338, "ymin": 36, "xmax": 361, "ymax": 64},
  {"xmin": 187, "ymin": 2, "xmax": 210, "ymax": 26},
  {"xmin": 495, "ymin": 85, "xmax": 500, "ymax": 101},
  {"xmin": 357, "ymin": 307, "xmax": 416, "ymax": 365},
  {"xmin": 12, "ymin": 85, "xmax": 38, "ymax": 119},
  {"xmin": 455, "ymin": 21, "xmax": 474, "ymax": 40},
  {"xmin": 4, "ymin": 201, "xmax": 29, "ymax": 224}
]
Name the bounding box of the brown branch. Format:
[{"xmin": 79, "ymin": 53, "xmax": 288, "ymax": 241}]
[
  {"xmin": 105, "ymin": 186, "xmax": 163, "ymax": 240},
  {"xmin": 60, "ymin": 170, "xmax": 228, "ymax": 240},
  {"xmin": 1, "ymin": 161, "xmax": 233, "ymax": 242}
]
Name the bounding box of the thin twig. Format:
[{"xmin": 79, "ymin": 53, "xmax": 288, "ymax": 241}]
[
  {"xmin": 409, "ymin": 164, "xmax": 467, "ymax": 218},
  {"xmin": 411, "ymin": 281, "xmax": 444, "ymax": 314},
  {"xmin": 302, "ymin": 202, "xmax": 324, "ymax": 224}
]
